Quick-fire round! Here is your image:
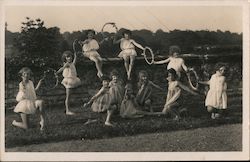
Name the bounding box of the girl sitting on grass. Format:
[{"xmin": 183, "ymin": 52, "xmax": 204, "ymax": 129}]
[
  {"xmin": 198, "ymin": 63, "xmax": 227, "ymax": 119},
  {"xmin": 136, "ymin": 70, "xmax": 163, "ymax": 112},
  {"xmin": 83, "ymin": 75, "xmax": 115, "ymax": 126},
  {"xmin": 162, "ymin": 68, "xmax": 198, "ymax": 121},
  {"xmin": 12, "ymin": 67, "xmax": 45, "ymax": 131}
]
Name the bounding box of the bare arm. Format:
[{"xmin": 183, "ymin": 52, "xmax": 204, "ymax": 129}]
[
  {"xmin": 88, "ymin": 87, "xmax": 105, "ymax": 104},
  {"xmin": 56, "ymin": 63, "xmax": 69, "ymax": 75},
  {"xmin": 154, "ymin": 57, "xmax": 171, "ymax": 64},
  {"xmin": 35, "ymin": 78, "xmax": 44, "ymax": 91},
  {"xmin": 181, "ymin": 60, "xmax": 188, "ymax": 72},
  {"xmin": 113, "ymin": 36, "xmax": 122, "ymax": 44},
  {"xmin": 178, "ymin": 81, "xmax": 198, "ymax": 95},
  {"xmin": 131, "ymin": 40, "xmax": 144, "ymax": 50},
  {"xmin": 198, "ymin": 80, "xmax": 210, "ymax": 85},
  {"xmin": 73, "ymin": 51, "xmax": 77, "ymax": 64},
  {"xmin": 149, "ymin": 81, "xmax": 164, "ymax": 92}
]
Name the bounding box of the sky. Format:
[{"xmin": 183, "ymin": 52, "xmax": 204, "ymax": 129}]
[{"xmin": 4, "ymin": 5, "xmax": 242, "ymax": 33}]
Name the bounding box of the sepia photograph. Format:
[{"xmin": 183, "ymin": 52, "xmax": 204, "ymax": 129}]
[{"xmin": 0, "ymin": 0, "xmax": 249, "ymax": 161}]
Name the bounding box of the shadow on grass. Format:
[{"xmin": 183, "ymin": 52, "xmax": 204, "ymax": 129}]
[{"xmin": 5, "ymin": 94, "xmax": 242, "ymax": 148}]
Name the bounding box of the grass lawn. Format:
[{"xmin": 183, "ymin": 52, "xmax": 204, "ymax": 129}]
[
  {"xmin": 5, "ymin": 90, "xmax": 242, "ymax": 150},
  {"xmin": 6, "ymin": 123, "xmax": 242, "ymax": 152}
]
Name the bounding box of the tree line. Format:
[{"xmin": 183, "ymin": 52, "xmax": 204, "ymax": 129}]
[{"xmin": 5, "ymin": 17, "xmax": 242, "ymax": 68}]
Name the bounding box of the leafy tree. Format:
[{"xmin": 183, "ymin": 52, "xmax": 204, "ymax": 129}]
[{"xmin": 13, "ymin": 17, "xmax": 63, "ymax": 67}]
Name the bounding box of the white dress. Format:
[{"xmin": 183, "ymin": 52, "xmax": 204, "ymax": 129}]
[
  {"xmin": 62, "ymin": 63, "xmax": 81, "ymax": 88},
  {"xmin": 118, "ymin": 38, "xmax": 137, "ymax": 58},
  {"xmin": 167, "ymin": 57, "xmax": 185, "ymax": 78},
  {"xmin": 14, "ymin": 81, "xmax": 39, "ymax": 114},
  {"xmin": 205, "ymin": 73, "xmax": 227, "ymax": 109},
  {"xmin": 82, "ymin": 39, "xmax": 101, "ymax": 61}
]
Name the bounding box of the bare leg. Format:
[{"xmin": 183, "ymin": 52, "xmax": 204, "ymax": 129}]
[
  {"xmin": 105, "ymin": 109, "xmax": 114, "ymax": 126},
  {"xmin": 123, "ymin": 57, "xmax": 129, "ymax": 79},
  {"xmin": 93, "ymin": 57, "xmax": 103, "ymax": 78},
  {"xmin": 65, "ymin": 88, "xmax": 75, "ymax": 115},
  {"xmin": 127, "ymin": 55, "xmax": 135, "ymax": 80},
  {"xmin": 37, "ymin": 100, "xmax": 45, "ymax": 130},
  {"xmin": 12, "ymin": 113, "xmax": 28, "ymax": 129}
]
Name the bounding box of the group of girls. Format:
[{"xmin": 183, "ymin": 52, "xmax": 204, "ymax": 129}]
[{"xmin": 12, "ymin": 29, "xmax": 228, "ymax": 130}]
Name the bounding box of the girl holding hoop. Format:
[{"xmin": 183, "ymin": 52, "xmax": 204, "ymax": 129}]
[
  {"xmin": 12, "ymin": 67, "xmax": 45, "ymax": 131},
  {"xmin": 154, "ymin": 45, "xmax": 189, "ymax": 79},
  {"xmin": 113, "ymin": 29, "xmax": 145, "ymax": 80},
  {"xmin": 79, "ymin": 30, "xmax": 105, "ymax": 78},
  {"xmin": 56, "ymin": 51, "xmax": 81, "ymax": 115}
]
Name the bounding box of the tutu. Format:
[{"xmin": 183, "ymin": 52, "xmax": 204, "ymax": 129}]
[
  {"xmin": 83, "ymin": 51, "xmax": 101, "ymax": 61},
  {"xmin": 118, "ymin": 49, "xmax": 137, "ymax": 58},
  {"xmin": 14, "ymin": 99, "xmax": 37, "ymax": 114},
  {"xmin": 62, "ymin": 63, "xmax": 81, "ymax": 88},
  {"xmin": 62, "ymin": 77, "xmax": 81, "ymax": 88}
]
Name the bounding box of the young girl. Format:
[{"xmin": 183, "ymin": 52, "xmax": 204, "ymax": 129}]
[
  {"xmin": 109, "ymin": 69, "xmax": 124, "ymax": 112},
  {"xmin": 12, "ymin": 67, "xmax": 45, "ymax": 130},
  {"xmin": 154, "ymin": 45, "xmax": 189, "ymax": 79},
  {"xmin": 120, "ymin": 83, "xmax": 145, "ymax": 118},
  {"xmin": 162, "ymin": 68, "xmax": 198, "ymax": 121},
  {"xmin": 80, "ymin": 30, "xmax": 104, "ymax": 78},
  {"xmin": 83, "ymin": 76, "xmax": 115, "ymax": 126},
  {"xmin": 56, "ymin": 51, "xmax": 81, "ymax": 115},
  {"xmin": 198, "ymin": 63, "xmax": 227, "ymax": 119},
  {"xmin": 113, "ymin": 29, "xmax": 145, "ymax": 80},
  {"xmin": 136, "ymin": 70, "xmax": 163, "ymax": 112}
]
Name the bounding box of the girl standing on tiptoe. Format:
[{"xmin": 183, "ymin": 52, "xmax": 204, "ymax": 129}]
[{"xmin": 56, "ymin": 51, "xmax": 81, "ymax": 115}]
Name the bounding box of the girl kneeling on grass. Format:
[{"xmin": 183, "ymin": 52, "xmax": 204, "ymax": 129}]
[
  {"xmin": 162, "ymin": 68, "xmax": 198, "ymax": 121},
  {"xmin": 12, "ymin": 67, "xmax": 45, "ymax": 131},
  {"xmin": 198, "ymin": 63, "xmax": 227, "ymax": 119},
  {"xmin": 83, "ymin": 75, "xmax": 116, "ymax": 126}
]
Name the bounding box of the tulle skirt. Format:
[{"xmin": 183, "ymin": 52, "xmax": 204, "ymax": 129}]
[
  {"xmin": 62, "ymin": 77, "xmax": 81, "ymax": 88},
  {"xmin": 14, "ymin": 99, "xmax": 37, "ymax": 114},
  {"xmin": 83, "ymin": 51, "xmax": 101, "ymax": 61},
  {"xmin": 118, "ymin": 49, "xmax": 137, "ymax": 59}
]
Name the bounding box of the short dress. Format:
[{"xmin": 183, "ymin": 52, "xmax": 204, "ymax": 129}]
[
  {"xmin": 164, "ymin": 81, "xmax": 182, "ymax": 109},
  {"xmin": 205, "ymin": 73, "xmax": 227, "ymax": 109},
  {"xmin": 118, "ymin": 38, "xmax": 137, "ymax": 58},
  {"xmin": 14, "ymin": 81, "xmax": 41, "ymax": 114},
  {"xmin": 109, "ymin": 80, "xmax": 124, "ymax": 109},
  {"xmin": 82, "ymin": 39, "xmax": 101, "ymax": 61},
  {"xmin": 120, "ymin": 85, "xmax": 145, "ymax": 118},
  {"xmin": 91, "ymin": 87, "xmax": 111, "ymax": 113},
  {"xmin": 62, "ymin": 63, "xmax": 81, "ymax": 88}
]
